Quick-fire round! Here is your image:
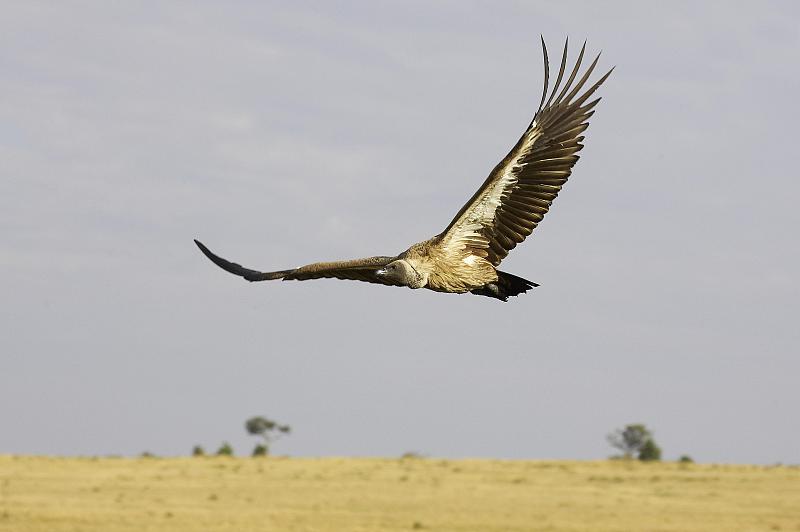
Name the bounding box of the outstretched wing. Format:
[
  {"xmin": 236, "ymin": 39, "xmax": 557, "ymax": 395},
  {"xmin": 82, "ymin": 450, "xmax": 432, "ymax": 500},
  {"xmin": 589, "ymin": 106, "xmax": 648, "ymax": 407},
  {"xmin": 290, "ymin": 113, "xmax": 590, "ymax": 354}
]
[
  {"xmin": 194, "ymin": 240, "xmax": 400, "ymax": 286},
  {"xmin": 438, "ymin": 37, "xmax": 613, "ymax": 266}
]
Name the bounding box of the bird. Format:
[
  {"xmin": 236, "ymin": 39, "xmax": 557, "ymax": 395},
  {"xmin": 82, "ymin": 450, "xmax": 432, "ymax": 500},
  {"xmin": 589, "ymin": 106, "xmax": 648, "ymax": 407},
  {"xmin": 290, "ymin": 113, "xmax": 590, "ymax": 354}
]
[{"xmin": 195, "ymin": 37, "xmax": 612, "ymax": 302}]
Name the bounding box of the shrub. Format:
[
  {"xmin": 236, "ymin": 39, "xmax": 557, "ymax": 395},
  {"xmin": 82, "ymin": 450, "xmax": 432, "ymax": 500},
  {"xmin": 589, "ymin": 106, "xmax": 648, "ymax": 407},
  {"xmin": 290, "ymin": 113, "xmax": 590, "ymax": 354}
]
[
  {"xmin": 252, "ymin": 444, "xmax": 268, "ymax": 457},
  {"xmin": 192, "ymin": 445, "xmax": 205, "ymax": 457},
  {"xmin": 401, "ymin": 451, "xmax": 424, "ymax": 459},
  {"xmin": 638, "ymin": 438, "xmax": 662, "ymax": 462},
  {"xmin": 216, "ymin": 442, "xmax": 234, "ymax": 456}
]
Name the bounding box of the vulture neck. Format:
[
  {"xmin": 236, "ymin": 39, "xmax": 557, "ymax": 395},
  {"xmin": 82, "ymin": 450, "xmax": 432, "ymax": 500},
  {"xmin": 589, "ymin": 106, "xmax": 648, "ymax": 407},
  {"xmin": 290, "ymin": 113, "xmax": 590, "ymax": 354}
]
[{"xmin": 405, "ymin": 259, "xmax": 428, "ymax": 289}]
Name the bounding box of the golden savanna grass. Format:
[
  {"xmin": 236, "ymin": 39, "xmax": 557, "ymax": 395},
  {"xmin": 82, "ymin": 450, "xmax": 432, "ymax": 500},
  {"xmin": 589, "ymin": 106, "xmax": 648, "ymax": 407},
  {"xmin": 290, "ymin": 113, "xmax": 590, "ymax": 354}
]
[{"xmin": 1, "ymin": 455, "xmax": 798, "ymax": 531}]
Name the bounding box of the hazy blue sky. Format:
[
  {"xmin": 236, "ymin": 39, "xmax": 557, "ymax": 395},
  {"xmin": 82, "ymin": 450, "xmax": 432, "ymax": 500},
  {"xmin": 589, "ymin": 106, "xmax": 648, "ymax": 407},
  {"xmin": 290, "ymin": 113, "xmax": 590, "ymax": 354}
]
[{"xmin": 2, "ymin": 2, "xmax": 798, "ymax": 463}]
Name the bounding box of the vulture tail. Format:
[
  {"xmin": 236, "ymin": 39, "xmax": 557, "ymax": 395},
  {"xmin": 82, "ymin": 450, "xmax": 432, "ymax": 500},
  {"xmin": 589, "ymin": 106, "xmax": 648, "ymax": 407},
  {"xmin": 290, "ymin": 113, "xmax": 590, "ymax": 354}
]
[{"xmin": 470, "ymin": 271, "xmax": 539, "ymax": 302}]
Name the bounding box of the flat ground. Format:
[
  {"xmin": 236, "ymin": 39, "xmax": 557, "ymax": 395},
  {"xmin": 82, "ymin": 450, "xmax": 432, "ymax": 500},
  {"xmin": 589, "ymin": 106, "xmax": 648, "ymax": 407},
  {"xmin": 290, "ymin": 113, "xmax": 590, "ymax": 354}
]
[{"xmin": 1, "ymin": 456, "xmax": 798, "ymax": 531}]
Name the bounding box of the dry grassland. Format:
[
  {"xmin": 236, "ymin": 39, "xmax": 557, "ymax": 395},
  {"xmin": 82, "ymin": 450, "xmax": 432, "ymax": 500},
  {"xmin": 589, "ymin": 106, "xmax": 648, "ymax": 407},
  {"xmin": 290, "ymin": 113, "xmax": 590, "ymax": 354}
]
[{"xmin": 1, "ymin": 455, "xmax": 798, "ymax": 531}]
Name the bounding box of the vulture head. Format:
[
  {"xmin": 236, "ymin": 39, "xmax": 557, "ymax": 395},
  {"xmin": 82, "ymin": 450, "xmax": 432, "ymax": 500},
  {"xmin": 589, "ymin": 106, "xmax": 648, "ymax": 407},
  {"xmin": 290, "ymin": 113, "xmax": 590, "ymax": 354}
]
[{"xmin": 377, "ymin": 260, "xmax": 427, "ymax": 289}]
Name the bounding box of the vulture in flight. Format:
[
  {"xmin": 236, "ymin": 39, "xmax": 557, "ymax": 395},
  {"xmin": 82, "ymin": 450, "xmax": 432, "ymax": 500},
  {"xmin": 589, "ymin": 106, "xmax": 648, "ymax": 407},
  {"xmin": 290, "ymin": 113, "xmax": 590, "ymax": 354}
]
[{"xmin": 195, "ymin": 38, "xmax": 612, "ymax": 301}]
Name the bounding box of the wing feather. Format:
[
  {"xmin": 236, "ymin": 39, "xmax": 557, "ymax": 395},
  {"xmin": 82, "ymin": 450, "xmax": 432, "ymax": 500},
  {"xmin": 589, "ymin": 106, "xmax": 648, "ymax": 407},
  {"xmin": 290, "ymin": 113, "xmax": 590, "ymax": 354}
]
[
  {"xmin": 194, "ymin": 240, "xmax": 399, "ymax": 286},
  {"xmin": 438, "ymin": 38, "xmax": 612, "ymax": 265}
]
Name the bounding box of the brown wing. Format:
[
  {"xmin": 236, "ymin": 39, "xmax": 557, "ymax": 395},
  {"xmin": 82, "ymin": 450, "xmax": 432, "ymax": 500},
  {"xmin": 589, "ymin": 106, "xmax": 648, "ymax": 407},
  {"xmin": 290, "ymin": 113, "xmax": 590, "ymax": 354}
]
[
  {"xmin": 194, "ymin": 240, "xmax": 400, "ymax": 286},
  {"xmin": 438, "ymin": 37, "xmax": 613, "ymax": 266}
]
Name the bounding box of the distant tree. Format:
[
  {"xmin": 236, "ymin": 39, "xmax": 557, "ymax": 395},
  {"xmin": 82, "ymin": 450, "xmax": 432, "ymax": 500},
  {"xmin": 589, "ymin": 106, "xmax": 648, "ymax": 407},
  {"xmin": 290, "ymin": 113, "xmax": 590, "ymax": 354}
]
[
  {"xmin": 192, "ymin": 445, "xmax": 205, "ymax": 457},
  {"xmin": 216, "ymin": 442, "xmax": 234, "ymax": 456},
  {"xmin": 245, "ymin": 416, "xmax": 291, "ymax": 456},
  {"xmin": 678, "ymin": 455, "xmax": 694, "ymax": 464},
  {"xmin": 607, "ymin": 423, "xmax": 662, "ymax": 461}
]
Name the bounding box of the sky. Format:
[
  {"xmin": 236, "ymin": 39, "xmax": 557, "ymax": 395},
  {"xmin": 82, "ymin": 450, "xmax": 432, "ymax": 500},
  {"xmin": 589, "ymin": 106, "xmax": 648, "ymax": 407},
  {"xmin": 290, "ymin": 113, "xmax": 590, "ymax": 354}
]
[{"xmin": 2, "ymin": 1, "xmax": 799, "ymax": 464}]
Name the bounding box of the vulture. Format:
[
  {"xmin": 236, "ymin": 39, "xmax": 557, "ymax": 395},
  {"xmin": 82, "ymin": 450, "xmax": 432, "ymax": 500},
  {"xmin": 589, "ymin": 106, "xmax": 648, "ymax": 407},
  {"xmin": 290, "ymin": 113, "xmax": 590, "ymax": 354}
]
[{"xmin": 195, "ymin": 37, "xmax": 612, "ymax": 302}]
